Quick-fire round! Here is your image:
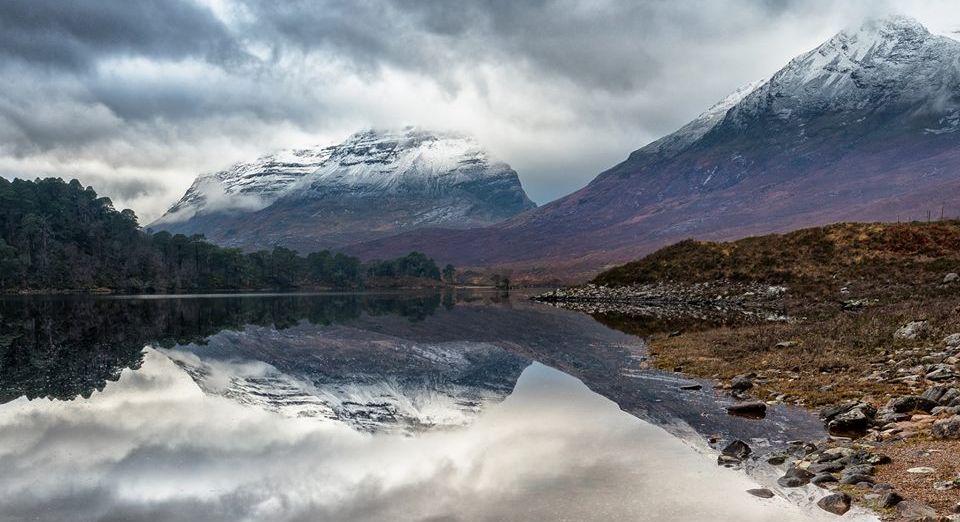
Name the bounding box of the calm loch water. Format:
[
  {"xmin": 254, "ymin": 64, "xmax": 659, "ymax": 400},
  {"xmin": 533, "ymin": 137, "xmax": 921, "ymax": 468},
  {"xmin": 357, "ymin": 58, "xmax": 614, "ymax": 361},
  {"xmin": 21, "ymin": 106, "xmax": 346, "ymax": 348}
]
[{"xmin": 0, "ymin": 292, "xmax": 843, "ymax": 522}]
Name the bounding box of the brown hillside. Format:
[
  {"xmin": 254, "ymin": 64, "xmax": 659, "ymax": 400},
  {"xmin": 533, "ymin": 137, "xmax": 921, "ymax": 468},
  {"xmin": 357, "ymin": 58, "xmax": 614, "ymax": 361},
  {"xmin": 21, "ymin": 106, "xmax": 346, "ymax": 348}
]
[{"xmin": 592, "ymin": 221, "xmax": 960, "ymax": 295}]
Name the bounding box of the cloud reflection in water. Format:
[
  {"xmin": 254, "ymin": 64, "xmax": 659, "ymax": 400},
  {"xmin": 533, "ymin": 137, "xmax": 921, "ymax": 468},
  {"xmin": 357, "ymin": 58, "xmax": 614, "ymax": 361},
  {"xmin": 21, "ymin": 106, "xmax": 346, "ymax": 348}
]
[{"xmin": 0, "ymin": 349, "xmax": 838, "ymax": 522}]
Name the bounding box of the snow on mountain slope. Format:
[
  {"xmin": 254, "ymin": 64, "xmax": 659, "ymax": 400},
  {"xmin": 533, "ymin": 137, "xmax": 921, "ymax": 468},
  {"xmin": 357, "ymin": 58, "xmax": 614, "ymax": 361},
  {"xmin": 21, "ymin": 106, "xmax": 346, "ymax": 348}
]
[
  {"xmin": 160, "ymin": 324, "xmax": 530, "ymax": 434},
  {"xmin": 157, "ymin": 148, "xmax": 334, "ymax": 221},
  {"xmin": 639, "ymin": 78, "xmax": 767, "ymax": 158},
  {"xmin": 343, "ymin": 15, "xmax": 960, "ymax": 281},
  {"xmin": 151, "ymin": 128, "xmax": 536, "ymax": 252},
  {"xmin": 727, "ymin": 15, "xmax": 960, "ymax": 126}
]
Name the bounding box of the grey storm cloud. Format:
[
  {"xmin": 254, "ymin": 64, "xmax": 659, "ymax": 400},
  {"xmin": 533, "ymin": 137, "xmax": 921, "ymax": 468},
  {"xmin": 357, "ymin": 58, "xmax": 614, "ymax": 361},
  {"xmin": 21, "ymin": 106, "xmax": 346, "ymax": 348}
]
[
  {"xmin": 0, "ymin": 0, "xmax": 957, "ymax": 221},
  {"xmin": 242, "ymin": 0, "xmax": 790, "ymax": 93},
  {"xmin": 0, "ymin": 0, "xmax": 244, "ymax": 71}
]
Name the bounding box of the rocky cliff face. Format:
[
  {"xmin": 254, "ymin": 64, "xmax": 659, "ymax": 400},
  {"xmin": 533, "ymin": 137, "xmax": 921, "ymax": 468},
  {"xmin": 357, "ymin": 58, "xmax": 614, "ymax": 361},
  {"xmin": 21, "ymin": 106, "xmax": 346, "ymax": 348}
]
[
  {"xmin": 151, "ymin": 128, "xmax": 536, "ymax": 252},
  {"xmin": 345, "ymin": 16, "xmax": 960, "ymax": 281}
]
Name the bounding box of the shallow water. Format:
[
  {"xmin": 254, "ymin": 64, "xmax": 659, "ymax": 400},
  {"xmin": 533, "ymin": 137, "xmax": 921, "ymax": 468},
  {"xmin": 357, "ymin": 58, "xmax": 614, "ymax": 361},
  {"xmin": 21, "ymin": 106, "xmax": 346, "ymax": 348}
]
[{"xmin": 0, "ymin": 292, "xmax": 853, "ymax": 521}]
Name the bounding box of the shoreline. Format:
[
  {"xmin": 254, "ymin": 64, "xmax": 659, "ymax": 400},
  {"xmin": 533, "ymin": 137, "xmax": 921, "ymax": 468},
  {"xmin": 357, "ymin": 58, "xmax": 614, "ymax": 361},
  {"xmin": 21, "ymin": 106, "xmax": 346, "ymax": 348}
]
[
  {"xmin": 535, "ymin": 283, "xmax": 960, "ymax": 520},
  {"xmin": 0, "ymin": 284, "xmax": 489, "ymax": 297}
]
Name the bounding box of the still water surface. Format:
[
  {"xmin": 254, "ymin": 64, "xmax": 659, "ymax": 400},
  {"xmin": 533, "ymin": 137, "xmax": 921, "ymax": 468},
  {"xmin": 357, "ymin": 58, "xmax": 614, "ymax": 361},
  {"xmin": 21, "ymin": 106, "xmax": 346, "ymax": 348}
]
[{"xmin": 0, "ymin": 292, "xmax": 843, "ymax": 521}]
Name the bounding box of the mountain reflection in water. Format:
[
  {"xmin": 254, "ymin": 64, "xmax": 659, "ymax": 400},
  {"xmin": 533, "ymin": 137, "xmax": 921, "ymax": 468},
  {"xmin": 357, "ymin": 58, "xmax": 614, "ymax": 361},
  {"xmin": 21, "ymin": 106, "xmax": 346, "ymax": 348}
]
[{"xmin": 0, "ymin": 292, "xmax": 844, "ymax": 522}]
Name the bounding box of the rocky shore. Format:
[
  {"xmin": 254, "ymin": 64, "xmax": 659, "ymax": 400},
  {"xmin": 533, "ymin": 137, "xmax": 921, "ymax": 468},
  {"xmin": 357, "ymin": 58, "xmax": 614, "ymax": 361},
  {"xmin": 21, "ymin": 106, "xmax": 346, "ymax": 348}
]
[
  {"xmin": 534, "ymin": 282, "xmax": 960, "ymax": 521},
  {"xmin": 709, "ymin": 354, "xmax": 960, "ymax": 521},
  {"xmin": 533, "ymin": 282, "xmax": 789, "ymax": 320}
]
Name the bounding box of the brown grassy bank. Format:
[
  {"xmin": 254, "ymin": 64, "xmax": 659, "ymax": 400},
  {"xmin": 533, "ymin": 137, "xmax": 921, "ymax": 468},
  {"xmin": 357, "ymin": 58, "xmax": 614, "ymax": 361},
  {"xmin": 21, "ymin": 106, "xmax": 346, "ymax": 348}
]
[{"xmin": 585, "ymin": 221, "xmax": 960, "ymax": 518}]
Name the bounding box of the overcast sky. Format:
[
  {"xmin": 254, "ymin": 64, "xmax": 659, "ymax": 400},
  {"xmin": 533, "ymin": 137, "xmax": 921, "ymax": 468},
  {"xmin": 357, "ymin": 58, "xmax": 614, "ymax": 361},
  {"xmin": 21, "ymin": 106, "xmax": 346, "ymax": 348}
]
[{"xmin": 2, "ymin": 0, "xmax": 960, "ymax": 222}]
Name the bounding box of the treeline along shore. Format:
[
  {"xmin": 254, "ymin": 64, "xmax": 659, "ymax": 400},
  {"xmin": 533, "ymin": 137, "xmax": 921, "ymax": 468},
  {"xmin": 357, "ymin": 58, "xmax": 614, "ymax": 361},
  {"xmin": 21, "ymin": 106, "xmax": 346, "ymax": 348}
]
[{"xmin": 0, "ymin": 177, "xmax": 450, "ymax": 294}]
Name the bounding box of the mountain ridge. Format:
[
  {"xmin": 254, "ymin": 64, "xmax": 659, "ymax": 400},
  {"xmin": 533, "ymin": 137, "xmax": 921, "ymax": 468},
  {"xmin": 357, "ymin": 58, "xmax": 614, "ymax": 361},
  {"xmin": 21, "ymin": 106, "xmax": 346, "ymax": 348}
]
[
  {"xmin": 151, "ymin": 128, "xmax": 536, "ymax": 252},
  {"xmin": 343, "ymin": 15, "xmax": 960, "ymax": 282}
]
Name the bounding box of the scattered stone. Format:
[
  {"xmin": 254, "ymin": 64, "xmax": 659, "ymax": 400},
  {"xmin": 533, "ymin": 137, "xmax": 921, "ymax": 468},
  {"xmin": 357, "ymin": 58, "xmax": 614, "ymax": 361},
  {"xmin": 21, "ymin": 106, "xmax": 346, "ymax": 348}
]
[
  {"xmin": 880, "ymin": 491, "xmax": 903, "ymax": 508},
  {"xmin": 809, "ymin": 461, "xmax": 845, "ymax": 473},
  {"xmin": 922, "ymin": 385, "xmax": 953, "ymax": 404},
  {"xmin": 876, "ymin": 411, "xmax": 912, "ymax": 424},
  {"xmin": 765, "ymin": 285, "xmax": 787, "ymax": 297},
  {"xmin": 895, "ymin": 320, "xmax": 930, "ymax": 340},
  {"xmin": 726, "ymin": 401, "xmax": 767, "ymax": 418},
  {"xmin": 844, "ymin": 464, "xmax": 875, "ymax": 476},
  {"xmin": 746, "ymin": 488, "xmax": 775, "ymax": 499},
  {"xmin": 896, "ymin": 501, "xmax": 937, "ymax": 521},
  {"xmin": 925, "ymin": 363, "xmax": 956, "ymax": 381},
  {"xmin": 777, "ymin": 476, "xmax": 808, "ymax": 488},
  {"xmin": 842, "ymin": 299, "xmax": 868, "ymax": 310},
  {"xmin": 680, "ymin": 383, "xmax": 703, "ymax": 391},
  {"xmin": 717, "ymin": 454, "xmax": 741, "ymax": 467},
  {"xmin": 824, "ymin": 401, "xmax": 877, "ymax": 420},
  {"xmin": 817, "ymin": 493, "xmax": 852, "ymax": 516},
  {"xmin": 766, "ymin": 454, "xmax": 788, "ymax": 465},
  {"xmin": 820, "ymin": 447, "xmax": 855, "ymax": 461},
  {"xmin": 812, "ymin": 473, "xmax": 839, "ymax": 486},
  {"xmin": 886, "ymin": 396, "xmax": 938, "ymax": 414},
  {"xmin": 934, "ymin": 479, "xmax": 959, "ymax": 491},
  {"xmin": 906, "ymin": 467, "xmax": 936, "ymax": 474},
  {"xmin": 777, "ymin": 466, "xmax": 815, "ymax": 488},
  {"xmin": 775, "ymin": 341, "xmax": 798, "ymax": 349},
  {"xmin": 821, "ymin": 401, "xmax": 878, "ymax": 436},
  {"xmin": 945, "ymin": 273, "xmax": 960, "ymax": 284},
  {"xmin": 731, "ymin": 375, "xmax": 754, "ymax": 392},
  {"xmin": 828, "ymin": 407, "xmax": 874, "ymax": 436},
  {"xmin": 859, "ymin": 453, "xmax": 891, "ymax": 465},
  {"xmin": 720, "ymin": 439, "xmax": 752, "ymax": 461},
  {"xmin": 945, "ymin": 333, "xmax": 960, "ymax": 348},
  {"xmin": 942, "ymin": 389, "xmax": 960, "ymax": 407},
  {"xmin": 933, "ymin": 415, "xmax": 960, "ymax": 439},
  {"xmin": 822, "ymin": 401, "xmax": 857, "ymax": 421},
  {"xmin": 840, "ymin": 473, "xmax": 874, "ymax": 485}
]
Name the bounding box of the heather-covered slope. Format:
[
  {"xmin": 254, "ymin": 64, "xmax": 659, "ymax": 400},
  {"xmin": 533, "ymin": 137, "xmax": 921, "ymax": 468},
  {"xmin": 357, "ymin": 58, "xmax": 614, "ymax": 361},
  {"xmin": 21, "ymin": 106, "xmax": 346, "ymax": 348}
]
[{"xmin": 593, "ymin": 221, "xmax": 960, "ymax": 295}]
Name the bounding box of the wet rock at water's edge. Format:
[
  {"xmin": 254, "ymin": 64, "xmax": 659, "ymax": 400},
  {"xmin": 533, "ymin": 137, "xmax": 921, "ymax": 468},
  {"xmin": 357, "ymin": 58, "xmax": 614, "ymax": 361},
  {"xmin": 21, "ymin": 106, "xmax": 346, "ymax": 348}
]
[
  {"xmin": 726, "ymin": 401, "xmax": 767, "ymax": 419},
  {"xmin": 746, "ymin": 488, "xmax": 775, "ymax": 499},
  {"xmin": 817, "ymin": 492, "xmax": 852, "ymax": 516}
]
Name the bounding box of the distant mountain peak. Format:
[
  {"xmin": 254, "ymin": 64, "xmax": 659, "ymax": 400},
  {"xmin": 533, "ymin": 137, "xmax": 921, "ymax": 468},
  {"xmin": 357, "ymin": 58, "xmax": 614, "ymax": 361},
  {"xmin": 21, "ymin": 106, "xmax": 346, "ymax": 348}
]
[
  {"xmin": 848, "ymin": 13, "xmax": 928, "ymax": 37},
  {"xmin": 151, "ymin": 127, "xmax": 536, "ymax": 252},
  {"xmin": 717, "ymin": 14, "xmax": 960, "ymax": 131},
  {"xmin": 815, "ymin": 14, "xmax": 934, "ymax": 66},
  {"xmin": 344, "ymin": 15, "xmax": 960, "ymax": 279}
]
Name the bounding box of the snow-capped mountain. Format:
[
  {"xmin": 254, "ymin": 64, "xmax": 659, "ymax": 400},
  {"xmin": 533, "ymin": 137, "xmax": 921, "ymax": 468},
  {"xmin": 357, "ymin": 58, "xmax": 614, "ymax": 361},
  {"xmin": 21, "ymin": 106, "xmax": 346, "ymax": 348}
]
[
  {"xmin": 344, "ymin": 15, "xmax": 960, "ymax": 280},
  {"xmin": 161, "ymin": 324, "xmax": 530, "ymax": 434},
  {"xmin": 730, "ymin": 15, "xmax": 959, "ymax": 123},
  {"xmin": 151, "ymin": 128, "xmax": 536, "ymax": 252},
  {"xmin": 639, "ymin": 78, "xmax": 767, "ymax": 158}
]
